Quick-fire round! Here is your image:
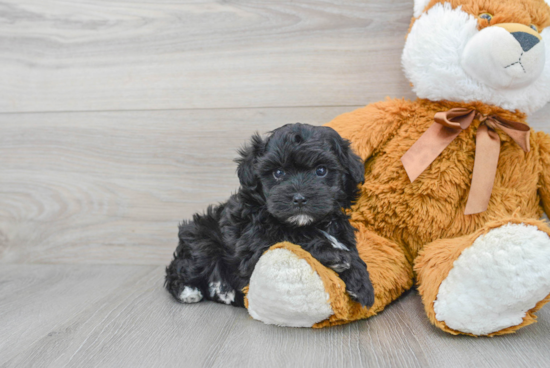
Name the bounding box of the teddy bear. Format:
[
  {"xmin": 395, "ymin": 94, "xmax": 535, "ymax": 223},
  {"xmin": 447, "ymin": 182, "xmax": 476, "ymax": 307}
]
[{"xmin": 242, "ymin": 0, "xmax": 550, "ymax": 336}]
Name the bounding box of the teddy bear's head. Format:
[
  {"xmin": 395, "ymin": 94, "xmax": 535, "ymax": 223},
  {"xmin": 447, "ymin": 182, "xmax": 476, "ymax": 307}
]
[{"xmin": 403, "ymin": 0, "xmax": 550, "ymax": 114}]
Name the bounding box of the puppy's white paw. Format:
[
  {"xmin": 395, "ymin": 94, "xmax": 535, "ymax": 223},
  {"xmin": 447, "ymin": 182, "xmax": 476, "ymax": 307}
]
[
  {"xmin": 178, "ymin": 286, "xmax": 203, "ymax": 303},
  {"xmin": 209, "ymin": 281, "xmax": 236, "ymax": 305}
]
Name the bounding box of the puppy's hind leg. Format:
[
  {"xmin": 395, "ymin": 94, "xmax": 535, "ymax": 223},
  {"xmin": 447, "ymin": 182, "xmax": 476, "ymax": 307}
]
[
  {"xmin": 207, "ymin": 263, "xmax": 245, "ymax": 307},
  {"xmin": 165, "ymin": 205, "xmax": 226, "ymax": 304},
  {"xmin": 165, "ymin": 255, "xmax": 205, "ymax": 304}
]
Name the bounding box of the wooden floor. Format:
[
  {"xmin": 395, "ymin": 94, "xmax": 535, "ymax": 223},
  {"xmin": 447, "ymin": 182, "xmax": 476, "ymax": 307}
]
[{"xmin": 1, "ymin": 1, "xmax": 549, "ymax": 367}]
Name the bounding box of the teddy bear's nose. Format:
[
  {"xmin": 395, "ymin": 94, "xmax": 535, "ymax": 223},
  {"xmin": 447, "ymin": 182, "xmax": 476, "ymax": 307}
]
[
  {"xmin": 494, "ymin": 23, "xmax": 542, "ymax": 52},
  {"xmin": 511, "ymin": 32, "xmax": 540, "ymax": 52}
]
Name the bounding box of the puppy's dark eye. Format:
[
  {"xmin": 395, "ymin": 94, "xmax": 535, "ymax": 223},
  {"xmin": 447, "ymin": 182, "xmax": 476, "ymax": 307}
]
[
  {"xmin": 315, "ymin": 166, "xmax": 327, "ymax": 177},
  {"xmin": 273, "ymin": 169, "xmax": 285, "ymax": 179}
]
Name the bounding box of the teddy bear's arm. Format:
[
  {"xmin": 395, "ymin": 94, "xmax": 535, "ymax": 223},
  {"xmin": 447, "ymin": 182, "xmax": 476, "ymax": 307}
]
[
  {"xmin": 538, "ymin": 131, "xmax": 550, "ymax": 217},
  {"xmin": 325, "ymin": 99, "xmax": 407, "ymax": 161}
]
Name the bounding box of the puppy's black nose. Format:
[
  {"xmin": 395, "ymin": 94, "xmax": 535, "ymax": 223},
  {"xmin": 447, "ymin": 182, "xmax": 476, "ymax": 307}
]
[{"xmin": 292, "ymin": 194, "xmax": 307, "ymax": 206}]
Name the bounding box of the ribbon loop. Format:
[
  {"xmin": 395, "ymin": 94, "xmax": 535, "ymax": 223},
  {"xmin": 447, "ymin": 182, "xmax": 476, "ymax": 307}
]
[
  {"xmin": 487, "ymin": 116, "xmax": 530, "ymax": 153},
  {"xmin": 401, "ymin": 108, "xmax": 531, "ymax": 215},
  {"xmin": 434, "ymin": 108, "xmax": 477, "ymax": 130}
]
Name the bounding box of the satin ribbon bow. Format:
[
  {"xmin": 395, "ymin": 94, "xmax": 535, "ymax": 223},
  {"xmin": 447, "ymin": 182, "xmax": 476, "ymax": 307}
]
[{"xmin": 400, "ymin": 108, "xmax": 530, "ymax": 215}]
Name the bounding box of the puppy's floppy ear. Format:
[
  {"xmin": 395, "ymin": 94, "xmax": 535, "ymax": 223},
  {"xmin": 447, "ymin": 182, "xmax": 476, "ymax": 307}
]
[
  {"xmin": 235, "ymin": 133, "xmax": 266, "ymax": 189},
  {"xmin": 331, "ymin": 133, "xmax": 365, "ymax": 208}
]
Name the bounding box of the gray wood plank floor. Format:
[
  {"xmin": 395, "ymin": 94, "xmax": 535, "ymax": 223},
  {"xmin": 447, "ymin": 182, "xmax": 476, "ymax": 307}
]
[
  {"xmin": 1, "ymin": 0, "xmax": 549, "ymax": 367},
  {"xmin": 2, "ymin": 265, "xmax": 550, "ymax": 368}
]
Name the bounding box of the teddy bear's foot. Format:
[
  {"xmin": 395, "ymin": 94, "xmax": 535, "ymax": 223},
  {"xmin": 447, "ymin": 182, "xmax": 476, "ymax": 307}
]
[
  {"xmin": 433, "ymin": 222, "xmax": 550, "ymax": 335},
  {"xmin": 246, "ymin": 225, "xmax": 415, "ymax": 328},
  {"xmin": 246, "ymin": 245, "xmax": 334, "ymax": 327}
]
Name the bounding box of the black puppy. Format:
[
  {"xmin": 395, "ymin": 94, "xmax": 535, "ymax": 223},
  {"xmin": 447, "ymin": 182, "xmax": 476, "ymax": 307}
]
[{"xmin": 165, "ymin": 123, "xmax": 374, "ymax": 308}]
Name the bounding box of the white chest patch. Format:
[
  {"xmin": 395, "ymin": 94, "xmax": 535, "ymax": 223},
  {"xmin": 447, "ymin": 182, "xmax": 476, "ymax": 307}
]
[
  {"xmin": 320, "ymin": 230, "xmax": 349, "ymax": 251},
  {"xmin": 286, "ymin": 214, "xmax": 314, "ymax": 227},
  {"xmin": 178, "ymin": 286, "xmax": 203, "ymax": 303},
  {"xmin": 208, "ymin": 281, "xmax": 235, "ymax": 305}
]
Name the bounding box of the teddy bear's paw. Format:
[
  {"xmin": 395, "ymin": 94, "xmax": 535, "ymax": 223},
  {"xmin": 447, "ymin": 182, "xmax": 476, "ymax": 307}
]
[
  {"xmin": 247, "ymin": 248, "xmax": 334, "ymax": 327},
  {"xmin": 434, "ymin": 223, "xmax": 550, "ymax": 335}
]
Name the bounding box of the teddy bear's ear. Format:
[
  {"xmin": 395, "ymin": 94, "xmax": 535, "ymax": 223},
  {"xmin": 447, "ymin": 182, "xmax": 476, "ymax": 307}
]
[{"xmin": 413, "ymin": 0, "xmax": 432, "ymax": 18}]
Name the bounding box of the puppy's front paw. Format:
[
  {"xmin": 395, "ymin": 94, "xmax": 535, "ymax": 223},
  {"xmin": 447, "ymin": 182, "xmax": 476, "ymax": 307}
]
[
  {"xmin": 342, "ymin": 268, "xmax": 375, "ymax": 308},
  {"xmin": 327, "ymin": 252, "xmax": 352, "ymax": 273},
  {"xmin": 346, "ymin": 284, "xmax": 375, "ymax": 308},
  {"xmin": 329, "ymin": 262, "xmax": 351, "ymax": 273}
]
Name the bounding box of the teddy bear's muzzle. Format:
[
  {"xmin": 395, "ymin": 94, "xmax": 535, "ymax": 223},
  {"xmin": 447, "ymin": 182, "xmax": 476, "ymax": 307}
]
[{"xmin": 461, "ymin": 23, "xmax": 545, "ymax": 90}]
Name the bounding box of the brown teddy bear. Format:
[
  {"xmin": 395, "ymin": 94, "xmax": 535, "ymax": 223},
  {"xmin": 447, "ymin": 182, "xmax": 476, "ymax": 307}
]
[{"xmin": 244, "ymin": 0, "xmax": 550, "ymax": 336}]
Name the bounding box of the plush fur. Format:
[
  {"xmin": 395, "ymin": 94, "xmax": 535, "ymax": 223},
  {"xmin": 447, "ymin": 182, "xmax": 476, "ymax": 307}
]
[
  {"xmin": 403, "ymin": 1, "xmax": 550, "ymax": 114},
  {"xmin": 247, "ymin": 245, "xmax": 334, "ymax": 327},
  {"xmin": 165, "ymin": 123, "xmax": 375, "ymax": 308},
  {"xmin": 433, "ymin": 223, "xmax": 550, "ymax": 335},
  {"xmin": 244, "ymin": 0, "xmax": 550, "ymax": 335}
]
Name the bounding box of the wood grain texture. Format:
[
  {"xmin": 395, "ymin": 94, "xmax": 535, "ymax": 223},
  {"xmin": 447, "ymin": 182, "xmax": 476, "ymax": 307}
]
[
  {"xmin": 0, "ymin": 264, "xmax": 245, "ymax": 367},
  {"xmin": 0, "ymin": 106, "xmax": 358, "ymax": 265},
  {"xmin": 0, "ymin": 264, "xmax": 157, "ymax": 366},
  {"xmin": 0, "ymin": 0, "xmax": 415, "ymax": 113},
  {"xmin": 1, "ymin": 265, "xmax": 550, "ymax": 368},
  {"xmin": 529, "ymin": 103, "xmax": 550, "ymax": 131}
]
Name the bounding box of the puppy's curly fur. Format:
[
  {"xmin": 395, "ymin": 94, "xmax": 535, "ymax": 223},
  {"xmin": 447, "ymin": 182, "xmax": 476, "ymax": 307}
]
[{"xmin": 165, "ymin": 123, "xmax": 374, "ymax": 308}]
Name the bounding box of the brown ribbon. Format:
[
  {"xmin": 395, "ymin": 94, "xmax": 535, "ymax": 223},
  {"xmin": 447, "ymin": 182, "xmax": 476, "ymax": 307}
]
[{"xmin": 400, "ymin": 108, "xmax": 530, "ymax": 215}]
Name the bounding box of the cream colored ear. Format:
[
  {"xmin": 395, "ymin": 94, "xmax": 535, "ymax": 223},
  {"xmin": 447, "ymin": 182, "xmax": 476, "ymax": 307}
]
[{"xmin": 414, "ymin": 0, "xmax": 432, "ymax": 17}]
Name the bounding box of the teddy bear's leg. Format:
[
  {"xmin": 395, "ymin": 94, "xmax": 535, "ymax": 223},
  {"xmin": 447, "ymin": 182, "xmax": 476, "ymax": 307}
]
[
  {"xmin": 415, "ymin": 217, "xmax": 550, "ymax": 336},
  {"xmin": 245, "ymin": 222, "xmax": 413, "ymax": 327}
]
